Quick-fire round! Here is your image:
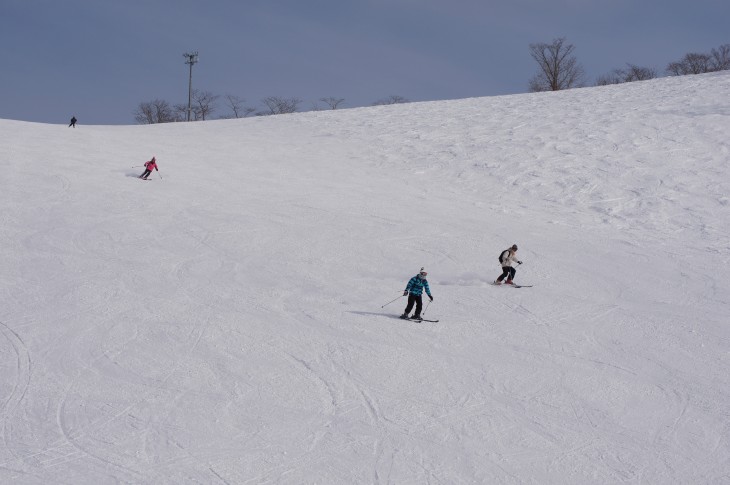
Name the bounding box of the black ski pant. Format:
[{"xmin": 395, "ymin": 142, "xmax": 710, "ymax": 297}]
[
  {"xmin": 404, "ymin": 294, "xmax": 423, "ymax": 317},
  {"xmin": 496, "ymin": 266, "xmax": 516, "ymax": 282},
  {"xmin": 140, "ymin": 169, "xmax": 151, "ymax": 178}
]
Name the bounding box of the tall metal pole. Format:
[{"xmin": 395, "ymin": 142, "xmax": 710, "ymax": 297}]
[
  {"xmin": 187, "ymin": 60, "xmax": 193, "ymax": 121},
  {"xmin": 183, "ymin": 52, "xmax": 198, "ymax": 122}
]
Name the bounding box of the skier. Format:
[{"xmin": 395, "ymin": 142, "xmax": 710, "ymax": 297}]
[
  {"xmin": 138, "ymin": 157, "xmax": 158, "ymax": 180},
  {"xmin": 68, "ymin": 116, "xmax": 77, "ymax": 128},
  {"xmin": 494, "ymin": 244, "xmax": 522, "ymax": 285},
  {"xmin": 400, "ymin": 267, "xmax": 433, "ymax": 320}
]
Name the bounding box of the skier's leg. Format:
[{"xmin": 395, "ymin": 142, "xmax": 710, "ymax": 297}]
[
  {"xmin": 506, "ymin": 267, "xmax": 516, "ymax": 284},
  {"xmin": 496, "ymin": 267, "xmax": 510, "ymax": 282},
  {"xmin": 413, "ymin": 296, "xmax": 423, "ymax": 318},
  {"xmin": 402, "ymin": 294, "xmax": 415, "ymax": 318}
]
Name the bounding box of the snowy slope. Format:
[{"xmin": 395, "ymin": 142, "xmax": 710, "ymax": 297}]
[{"xmin": 0, "ymin": 72, "xmax": 729, "ymax": 484}]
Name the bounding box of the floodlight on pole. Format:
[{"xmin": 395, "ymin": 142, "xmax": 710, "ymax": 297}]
[{"xmin": 183, "ymin": 51, "xmax": 199, "ymax": 121}]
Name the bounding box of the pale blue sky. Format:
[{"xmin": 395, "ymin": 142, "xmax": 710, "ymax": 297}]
[{"xmin": 1, "ymin": 0, "xmax": 727, "ymax": 124}]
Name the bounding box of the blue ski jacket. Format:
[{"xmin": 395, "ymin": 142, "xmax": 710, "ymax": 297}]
[{"xmin": 405, "ymin": 275, "xmax": 431, "ymax": 297}]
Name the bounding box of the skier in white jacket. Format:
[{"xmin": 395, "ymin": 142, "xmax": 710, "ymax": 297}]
[{"xmin": 494, "ymin": 244, "xmax": 522, "ymax": 285}]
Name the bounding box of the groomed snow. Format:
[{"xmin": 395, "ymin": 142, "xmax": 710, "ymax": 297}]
[{"xmin": 1, "ymin": 72, "xmax": 729, "ymax": 484}]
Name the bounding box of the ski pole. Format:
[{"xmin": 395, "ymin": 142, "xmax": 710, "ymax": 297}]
[
  {"xmin": 422, "ymin": 299, "xmax": 431, "ymax": 317},
  {"xmin": 158, "ymin": 170, "xmax": 163, "ymax": 180},
  {"xmin": 381, "ymin": 294, "xmax": 404, "ymax": 308}
]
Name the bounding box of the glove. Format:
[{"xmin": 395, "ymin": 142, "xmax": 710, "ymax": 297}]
[
  {"xmin": 403, "ymin": 291, "xmax": 408, "ymax": 296},
  {"xmin": 518, "ymin": 261, "xmax": 522, "ymax": 265},
  {"xmin": 429, "ymin": 295, "xmax": 433, "ymax": 301}
]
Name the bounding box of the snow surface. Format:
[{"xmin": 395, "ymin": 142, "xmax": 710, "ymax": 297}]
[{"xmin": 1, "ymin": 72, "xmax": 729, "ymax": 484}]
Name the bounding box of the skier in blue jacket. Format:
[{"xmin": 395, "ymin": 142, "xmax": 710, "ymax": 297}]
[{"xmin": 400, "ymin": 267, "xmax": 433, "ymax": 319}]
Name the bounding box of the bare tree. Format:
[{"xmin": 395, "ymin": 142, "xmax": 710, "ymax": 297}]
[
  {"xmin": 624, "ymin": 63, "xmax": 656, "ymax": 81},
  {"xmin": 221, "ymin": 94, "xmax": 256, "ymax": 118},
  {"xmin": 595, "ymin": 70, "xmax": 623, "ymax": 86},
  {"xmin": 259, "ymin": 96, "xmax": 302, "ymax": 115},
  {"xmin": 223, "ymin": 94, "xmax": 244, "ymax": 118},
  {"xmin": 173, "ymin": 103, "xmax": 192, "ymax": 121},
  {"xmin": 191, "ymin": 90, "xmax": 219, "ymax": 120},
  {"xmin": 133, "ymin": 99, "xmax": 177, "ymax": 124},
  {"xmin": 372, "ymin": 95, "xmax": 409, "ymax": 106},
  {"xmin": 666, "ymin": 60, "xmax": 686, "ymax": 76},
  {"xmin": 667, "ymin": 52, "xmax": 712, "ymax": 75},
  {"xmin": 133, "ymin": 102, "xmax": 156, "ymax": 124},
  {"xmin": 683, "ymin": 53, "xmax": 711, "ymax": 73},
  {"xmin": 528, "ymin": 37, "xmax": 585, "ymax": 92},
  {"xmin": 319, "ymin": 97, "xmax": 346, "ymax": 110},
  {"xmin": 596, "ymin": 63, "xmax": 656, "ymax": 85},
  {"xmin": 667, "ymin": 43, "xmax": 730, "ymax": 75},
  {"xmin": 710, "ymin": 44, "xmax": 730, "ymax": 71}
]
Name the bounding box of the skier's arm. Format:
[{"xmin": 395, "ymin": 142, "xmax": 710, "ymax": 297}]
[
  {"xmin": 404, "ymin": 277, "xmax": 414, "ymax": 295},
  {"xmin": 424, "ymin": 281, "xmax": 433, "ymax": 300}
]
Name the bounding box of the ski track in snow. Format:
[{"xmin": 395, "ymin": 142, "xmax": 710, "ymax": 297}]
[{"xmin": 0, "ymin": 72, "xmax": 729, "ymax": 483}]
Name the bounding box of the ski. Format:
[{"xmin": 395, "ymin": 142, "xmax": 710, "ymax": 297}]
[
  {"xmin": 398, "ymin": 315, "xmax": 439, "ymax": 322},
  {"xmin": 493, "ymin": 282, "xmax": 532, "ymax": 288}
]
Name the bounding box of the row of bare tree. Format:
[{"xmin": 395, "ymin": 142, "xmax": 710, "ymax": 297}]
[
  {"xmin": 133, "ymin": 91, "xmax": 409, "ymax": 124},
  {"xmin": 135, "ymin": 40, "xmax": 728, "ymax": 123},
  {"xmin": 529, "ymin": 38, "xmax": 730, "ymax": 92}
]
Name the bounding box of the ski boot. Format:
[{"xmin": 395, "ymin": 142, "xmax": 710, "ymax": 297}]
[
  {"xmin": 505, "ymin": 279, "xmax": 514, "ymax": 285},
  {"xmin": 399, "ymin": 313, "xmax": 409, "ymax": 319}
]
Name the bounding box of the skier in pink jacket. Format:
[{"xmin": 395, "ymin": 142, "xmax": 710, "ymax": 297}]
[{"xmin": 138, "ymin": 157, "xmax": 158, "ymax": 180}]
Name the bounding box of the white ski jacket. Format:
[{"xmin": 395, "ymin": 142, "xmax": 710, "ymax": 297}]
[{"xmin": 499, "ymin": 249, "xmax": 519, "ymax": 267}]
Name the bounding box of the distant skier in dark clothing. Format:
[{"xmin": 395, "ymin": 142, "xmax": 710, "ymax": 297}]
[
  {"xmin": 400, "ymin": 267, "xmax": 433, "ymax": 320},
  {"xmin": 138, "ymin": 157, "xmax": 158, "ymax": 179},
  {"xmin": 68, "ymin": 116, "xmax": 77, "ymax": 128},
  {"xmin": 494, "ymin": 244, "xmax": 522, "ymax": 285}
]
